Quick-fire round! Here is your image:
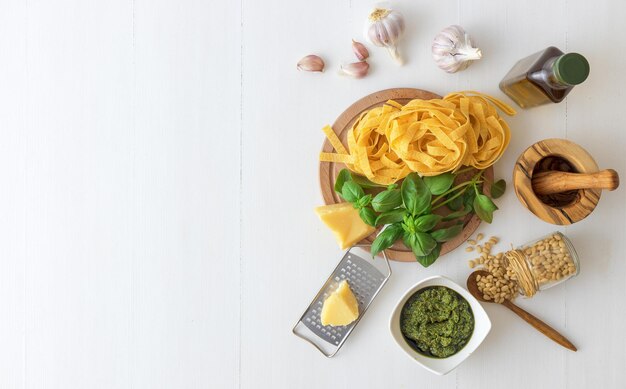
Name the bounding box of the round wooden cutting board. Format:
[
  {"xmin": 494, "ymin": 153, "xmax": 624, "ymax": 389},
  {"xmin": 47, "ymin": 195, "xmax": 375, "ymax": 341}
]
[{"xmin": 319, "ymin": 88, "xmax": 493, "ymax": 262}]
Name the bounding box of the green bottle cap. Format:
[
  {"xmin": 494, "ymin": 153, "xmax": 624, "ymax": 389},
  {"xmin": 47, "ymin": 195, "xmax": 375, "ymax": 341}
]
[{"xmin": 554, "ymin": 53, "xmax": 590, "ymax": 85}]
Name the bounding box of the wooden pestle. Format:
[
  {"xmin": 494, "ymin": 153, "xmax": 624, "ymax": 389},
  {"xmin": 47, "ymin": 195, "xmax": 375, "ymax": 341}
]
[{"xmin": 532, "ymin": 169, "xmax": 619, "ymax": 195}]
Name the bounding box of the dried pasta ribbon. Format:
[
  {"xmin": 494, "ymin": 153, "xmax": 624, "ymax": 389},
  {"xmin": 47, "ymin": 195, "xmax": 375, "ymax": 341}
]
[{"xmin": 321, "ymin": 125, "xmax": 348, "ymax": 155}]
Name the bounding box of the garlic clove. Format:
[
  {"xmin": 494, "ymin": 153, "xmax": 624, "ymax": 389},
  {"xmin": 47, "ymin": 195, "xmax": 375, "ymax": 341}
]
[
  {"xmin": 372, "ymin": 21, "xmax": 390, "ymax": 46},
  {"xmin": 339, "ymin": 61, "xmax": 369, "ymax": 78},
  {"xmin": 297, "ymin": 55, "xmax": 325, "ymax": 72},
  {"xmin": 352, "ymin": 40, "xmax": 369, "ymax": 61},
  {"xmin": 381, "ymin": 11, "xmax": 404, "ymax": 44}
]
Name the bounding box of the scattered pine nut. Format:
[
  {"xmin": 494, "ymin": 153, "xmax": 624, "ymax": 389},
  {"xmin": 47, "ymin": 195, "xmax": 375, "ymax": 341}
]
[
  {"xmin": 477, "ymin": 233, "xmax": 484, "ymax": 241},
  {"xmin": 465, "ymin": 247, "xmax": 474, "ymax": 252},
  {"xmin": 467, "ymin": 235, "xmax": 517, "ymax": 303},
  {"xmin": 468, "ymin": 239, "xmax": 477, "ymax": 245}
]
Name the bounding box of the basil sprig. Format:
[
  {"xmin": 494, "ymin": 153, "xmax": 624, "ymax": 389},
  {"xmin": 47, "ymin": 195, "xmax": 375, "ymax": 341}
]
[{"xmin": 333, "ymin": 168, "xmax": 505, "ymax": 267}]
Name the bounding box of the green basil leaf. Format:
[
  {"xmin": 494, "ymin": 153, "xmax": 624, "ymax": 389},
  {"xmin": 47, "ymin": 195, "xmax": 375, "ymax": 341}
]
[
  {"xmin": 371, "ymin": 189, "xmax": 403, "ymax": 212},
  {"xmin": 415, "ymin": 243, "xmax": 441, "ymax": 267},
  {"xmin": 375, "ymin": 208, "xmax": 406, "ymax": 226},
  {"xmin": 442, "ymin": 208, "xmax": 471, "ymax": 221},
  {"xmin": 371, "ymin": 223, "xmax": 403, "ymax": 257},
  {"xmin": 401, "ymin": 173, "xmax": 431, "ymax": 216},
  {"xmin": 341, "ymin": 181, "xmax": 364, "ymax": 203},
  {"xmin": 476, "ymin": 193, "xmax": 498, "ymax": 212},
  {"xmin": 414, "ymin": 214, "xmax": 442, "ymax": 232},
  {"xmin": 402, "ymin": 233, "xmax": 418, "ymax": 252},
  {"xmin": 359, "ymin": 206, "xmax": 377, "ymax": 227},
  {"xmin": 387, "ymin": 184, "xmax": 398, "ymax": 190},
  {"xmin": 430, "ymin": 224, "xmax": 464, "ymax": 242},
  {"xmin": 334, "ymin": 169, "xmax": 353, "ymax": 194},
  {"xmin": 447, "ymin": 193, "xmax": 464, "ymax": 211},
  {"xmin": 490, "ymin": 179, "xmax": 506, "ymax": 199},
  {"xmin": 402, "ymin": 214, "xmax": 416, "ymax": 234},
  {"xmin": 424, "ymin": 173, "xmax": 455, "ymax": 195},
  {"xmin": 404, "ymin": 231, "xmax": 436, "ymax": 257},
  {"xmin": 473, "ymin": 193, "xmax": 498, "ymax": 224},
  {"xmin": 357, "ymin": 194, "xmax": 372, "ymax": 208},
  {"xmin": 463, "ymin": 189, "xmax": 475, "ymax": 213},
  {"xmin": 351, "ymin": 174, "xmax": 387, "ymax": 189}
]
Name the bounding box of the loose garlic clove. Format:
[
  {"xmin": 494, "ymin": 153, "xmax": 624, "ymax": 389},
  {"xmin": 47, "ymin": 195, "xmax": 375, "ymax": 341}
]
[
  {"xmin": 352, "ymin": 40, "xmax": 369, "ymax": 61},
  {"xmin": 297, "ymin": 55, "xmax": 325, "ymax": 72},
  {"xmin": 432, "ymin": 25, "xmax": 482, "ymax": 73},
  {"xmin": 339, "ymin": 61, "xmax": 369, "ymax": 78}
]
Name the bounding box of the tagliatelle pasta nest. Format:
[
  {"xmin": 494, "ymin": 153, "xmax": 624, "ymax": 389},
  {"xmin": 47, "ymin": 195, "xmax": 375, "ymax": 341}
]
[
  {"xmin": 320, "ymin": 102, "xmax": 412, "ymax": 185},
  {"xmin": 320, "ymin": 91, "xmax": 516, "ymax": 184}
]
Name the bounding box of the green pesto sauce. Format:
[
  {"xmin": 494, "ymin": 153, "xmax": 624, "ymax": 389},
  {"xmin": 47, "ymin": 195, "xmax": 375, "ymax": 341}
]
[{"xmin": 400, "ymin": 286, "xmax": 474, "ymax": 358}]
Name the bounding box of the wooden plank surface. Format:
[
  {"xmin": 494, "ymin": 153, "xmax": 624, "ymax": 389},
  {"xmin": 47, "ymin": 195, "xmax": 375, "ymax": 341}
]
[{"xmin": 1, "ymin": 0, "xmax": 625, "ymax": 388}]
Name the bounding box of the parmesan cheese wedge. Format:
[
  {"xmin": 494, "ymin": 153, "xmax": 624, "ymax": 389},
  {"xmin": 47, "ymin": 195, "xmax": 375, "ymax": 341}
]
[
  {"xmin": 321, "ymin": 280, "xmax": 359, "ymax": 326},
  {"xmin": 315, "ymin": 203, "xmax": 376, "ymax": 250}
]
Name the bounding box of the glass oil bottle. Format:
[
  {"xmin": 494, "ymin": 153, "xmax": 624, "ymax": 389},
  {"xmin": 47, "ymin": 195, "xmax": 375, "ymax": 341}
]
[{"xmin": 499, "ymin": 46, "xmax": 589, "ymax": 109}]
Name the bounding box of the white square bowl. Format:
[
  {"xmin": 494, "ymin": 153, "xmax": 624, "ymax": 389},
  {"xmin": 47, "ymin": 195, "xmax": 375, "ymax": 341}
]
[{"xmin": 389, "ymin": 275, "xmax": 491, "ymax": 375}]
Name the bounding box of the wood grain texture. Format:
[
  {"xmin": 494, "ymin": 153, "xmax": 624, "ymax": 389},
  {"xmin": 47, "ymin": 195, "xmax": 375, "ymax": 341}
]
[
  {"xmin": 467, "ymin": 270, "xmax": 577, "ymax": 351},
  {"xmin": 319, "ymin": 88, "xmax": 493, "ymax": 261},
  {"xmin": 513, "ymin": 138, "xmax": 603, "ymax": 225},
  {"xmin": 532, "ymin": 169, "xmax": 619, "ymax": 195},
  {"xmin": 501, "ymin": 299, "xmax": 577, "ymax": 351}
]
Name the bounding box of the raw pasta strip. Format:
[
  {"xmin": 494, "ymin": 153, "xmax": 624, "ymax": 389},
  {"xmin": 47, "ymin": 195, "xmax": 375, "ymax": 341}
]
[{"xmin": 322, "ymin": 125, "xmax": 348, "ymax": 155}]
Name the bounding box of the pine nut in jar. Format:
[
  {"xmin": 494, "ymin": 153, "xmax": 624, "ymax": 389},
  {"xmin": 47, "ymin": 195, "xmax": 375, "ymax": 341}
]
[
  {"xmin": 468, "ymin": 233, "xmax": 580, "ymax": 303},
  {"xmin": 505, "ymin": 232, "xmax": 580, "ymax": 298}
]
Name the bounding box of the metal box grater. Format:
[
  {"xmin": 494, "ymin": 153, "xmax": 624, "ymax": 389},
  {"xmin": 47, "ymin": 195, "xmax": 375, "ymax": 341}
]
[{"xmin": 292, "ymin": 245, "xmax": 392, "ymax": 357}]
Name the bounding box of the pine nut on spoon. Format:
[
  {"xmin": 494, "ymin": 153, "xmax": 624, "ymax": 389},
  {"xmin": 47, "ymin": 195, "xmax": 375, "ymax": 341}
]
[{"xmin": 466, "ymin": 270, "xmax": 577, "ymax": 351}]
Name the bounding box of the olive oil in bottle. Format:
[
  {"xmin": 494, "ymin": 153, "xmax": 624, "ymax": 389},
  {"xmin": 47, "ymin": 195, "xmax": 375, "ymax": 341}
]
[{"xmin": 499, "ymin": 47, "xmax": 589, "ymax": 109}]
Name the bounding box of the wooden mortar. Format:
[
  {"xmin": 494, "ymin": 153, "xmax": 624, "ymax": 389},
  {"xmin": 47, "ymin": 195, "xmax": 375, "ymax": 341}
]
[{"xmin": 513, "ymin": 138, "xmax": 619, "ymax": 225}]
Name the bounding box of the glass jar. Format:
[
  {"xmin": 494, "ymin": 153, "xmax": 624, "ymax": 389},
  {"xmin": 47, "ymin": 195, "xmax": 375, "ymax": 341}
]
[{"xmin": 506, "ymin": 231, "xmax": 580, "ymax": 297}]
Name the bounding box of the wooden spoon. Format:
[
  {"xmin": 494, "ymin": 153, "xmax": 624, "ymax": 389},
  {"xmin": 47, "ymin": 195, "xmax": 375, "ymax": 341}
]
[
  {"xmin": 467, "ymin": 270, "xmax": 577, "ymax": 351},
  {"xmin": 532, "ymin": 169, "xmax": 619, "ymax": 195}
]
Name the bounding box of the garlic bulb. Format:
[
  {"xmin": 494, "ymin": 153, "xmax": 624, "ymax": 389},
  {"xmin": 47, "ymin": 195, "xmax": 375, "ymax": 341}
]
[
  {"xmin": 432, "ymin": 25, "xmax": 482, "ymax": 73},
  {"xmin": 364, "ymin": 7, "xmax": 405, "ymax": 65}
]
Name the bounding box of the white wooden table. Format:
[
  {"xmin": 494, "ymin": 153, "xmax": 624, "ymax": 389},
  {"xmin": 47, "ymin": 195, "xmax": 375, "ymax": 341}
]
[{"xmin": 1, "ymin": 0, "xmax": 625, "ymax": 388}]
